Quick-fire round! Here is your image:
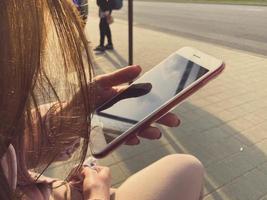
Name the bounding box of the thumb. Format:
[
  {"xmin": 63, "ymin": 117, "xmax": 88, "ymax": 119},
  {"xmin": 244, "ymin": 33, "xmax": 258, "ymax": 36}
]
[{"xmin": 95, "ymin": 65, "xmax": 142, "ymax": 88}]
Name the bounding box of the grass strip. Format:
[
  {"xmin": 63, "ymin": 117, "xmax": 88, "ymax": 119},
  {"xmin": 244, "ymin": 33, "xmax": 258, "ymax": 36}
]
[{"xmin": 134, "ymin": 0, "xmax": 267, "ymax": 6}]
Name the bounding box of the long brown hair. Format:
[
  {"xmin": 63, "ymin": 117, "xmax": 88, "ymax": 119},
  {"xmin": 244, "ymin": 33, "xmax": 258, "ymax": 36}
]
[{"xmin": 0, "ymin": 0, "xmax": 94, "ymax": 199}]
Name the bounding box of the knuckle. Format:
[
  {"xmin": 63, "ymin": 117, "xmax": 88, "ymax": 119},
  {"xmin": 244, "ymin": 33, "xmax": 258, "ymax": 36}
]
[
  {"xmin": 103, "ymin": 166, "xmax": 111, "ymax": 173},
  {"xmin": 101, "ymin": 167, "xmax": 111, "ymax": 179}
]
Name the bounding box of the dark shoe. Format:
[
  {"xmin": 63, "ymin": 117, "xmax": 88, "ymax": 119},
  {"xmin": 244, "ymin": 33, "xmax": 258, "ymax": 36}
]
[
  {"xmin": 94, "ymin": 45, "xmax": 105, "ymax": 52},
  {"xmin": 105, "ymin": 44, "xmax": 114, "ymax": 50}
]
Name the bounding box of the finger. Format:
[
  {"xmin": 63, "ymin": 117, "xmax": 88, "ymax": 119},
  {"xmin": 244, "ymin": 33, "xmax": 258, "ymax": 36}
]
[
  {"xmin": 95, "ymin": 65, "xmax": 142, "ymax": 88},
  {"xmin": 156, "ymin": 113, "xmax": 180, "ymax": 127},
  {"xmin": 83, "ymin": 166, "xmax": 111, "ymax": 180},
  {"xmin": 96, "ymin": 85, "xmax": 127, "ymax": 102},
  {"xmin": 125, "ymin": 135, "xmax": 140, "ymax": 145},
  {"xmin": 97, "ymin": 166, "xmax": 111, "ymax": 178},
  {"xmin": 138, "ymin": 126, "xmax": 162, "ymax": 140},
  {"xmin": 113, "ymin": 85, "xmax": 128, "ymax": 93}
]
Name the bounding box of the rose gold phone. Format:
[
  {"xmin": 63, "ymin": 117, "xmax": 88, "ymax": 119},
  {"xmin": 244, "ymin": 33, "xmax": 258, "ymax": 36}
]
[{"xmin": 90, "ymin": 47, "xmax": 225, "ymax": 158}]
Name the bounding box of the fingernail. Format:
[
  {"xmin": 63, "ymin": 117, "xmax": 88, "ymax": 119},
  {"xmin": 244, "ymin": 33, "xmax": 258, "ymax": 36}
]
[
  {"xmin": 133, "ymin": 65, "xmax": 141, "ymax": 70},
  {"xmin": 156, "ymin": 132, "xmax": 162, "ymax": 139},
  {"xmin": 175, "ymin": 119, "xmax": 181, "ymax": 127}
]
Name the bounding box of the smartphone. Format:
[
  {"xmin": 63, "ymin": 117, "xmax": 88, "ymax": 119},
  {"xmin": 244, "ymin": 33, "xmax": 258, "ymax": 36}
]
[{"xmin": 90, "ymin": 47, "xmax": 225, "ymax": 158}]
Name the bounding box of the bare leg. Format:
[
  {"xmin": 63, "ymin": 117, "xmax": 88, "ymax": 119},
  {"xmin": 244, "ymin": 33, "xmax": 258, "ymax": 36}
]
[{"xmin": 112, "ymin": 154, "xmax": 204, "ymax": 200}]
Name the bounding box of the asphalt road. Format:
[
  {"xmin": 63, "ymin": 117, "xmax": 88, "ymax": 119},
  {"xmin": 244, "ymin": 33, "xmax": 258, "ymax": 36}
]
[{"xmin": 110, "ymin": 2, "xmax": 267, "ymax": 56}]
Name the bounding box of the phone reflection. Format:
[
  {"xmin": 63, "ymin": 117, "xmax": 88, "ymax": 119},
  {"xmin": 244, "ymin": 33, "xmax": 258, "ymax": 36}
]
[{"xmin": 98, "ymin": 83, "xmax": 153, "ymax": 112}]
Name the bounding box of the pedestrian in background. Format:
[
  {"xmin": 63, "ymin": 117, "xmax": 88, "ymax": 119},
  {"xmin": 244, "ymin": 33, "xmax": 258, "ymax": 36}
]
[{"xmin": 94, "ymin": 0, "xmax": 114, "ymax": 52}]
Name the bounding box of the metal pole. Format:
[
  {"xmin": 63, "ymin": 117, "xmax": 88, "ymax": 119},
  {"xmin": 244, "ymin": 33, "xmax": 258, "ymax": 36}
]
[{"xmin": 128, "ymin": 0, "xmax": 133, "ymax": 65}]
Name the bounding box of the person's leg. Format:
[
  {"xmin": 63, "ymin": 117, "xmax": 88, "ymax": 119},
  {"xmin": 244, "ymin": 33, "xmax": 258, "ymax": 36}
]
[
  {"xmin": 99, "ymin": 18, "xmax": 106, "ymax": 47},
  {"xmin": 106, "ymin": 10, "xmax": 113, "ymax": 49},
  {"xmin": 95, "ymin": 17, "xmax": 106, "ymax": 51},
  {"xmin": 105, "ymin": 23, "xmax": 112, "ymax": 46},
  {"xmin": 112, "ymin": 154, "xmax": 204, "ymax": 200}
]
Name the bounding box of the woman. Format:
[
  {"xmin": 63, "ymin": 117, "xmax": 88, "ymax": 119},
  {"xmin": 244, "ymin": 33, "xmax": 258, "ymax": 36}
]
[{"xmin": 0, "ymin": 0, "xmax": 204, "ymax": 199}]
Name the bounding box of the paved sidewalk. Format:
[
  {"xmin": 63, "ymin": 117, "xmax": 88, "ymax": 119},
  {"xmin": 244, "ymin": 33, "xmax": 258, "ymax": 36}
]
[
  {"xmin": 46, "ymin": 4, "xmax": 267, "ymax": 200},
  {"xmin": 86, "ymin": 9, "xmax": 267, "ymax": 199}
]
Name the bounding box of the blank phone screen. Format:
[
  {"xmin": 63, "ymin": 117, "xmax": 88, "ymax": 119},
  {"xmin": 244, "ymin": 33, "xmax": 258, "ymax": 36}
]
[{"xmin": 90, "ymin": 54, "xmax": 209, "ymax": 150}]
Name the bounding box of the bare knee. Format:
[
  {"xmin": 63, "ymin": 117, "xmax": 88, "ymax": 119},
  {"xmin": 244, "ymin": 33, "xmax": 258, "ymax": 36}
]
[
  {"xmin": 159, "ymin": 154, "xmax": 204, "ymax": 184},
  {"xmin": 162, "ymin": 154, "xmax": 203, "ymax": 169},
  {"xmin": 158, "ymin": 154, "xmax": 204, "ymax": 199}
]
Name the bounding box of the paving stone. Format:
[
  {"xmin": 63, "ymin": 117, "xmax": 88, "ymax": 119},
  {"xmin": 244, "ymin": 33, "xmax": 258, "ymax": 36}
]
[
  {"xmin": 110, "ymin": 164, "xmax": 128, "ymax": 186},
  {"xmin": 257, "ymin": 162, "xmax": 267, "ymax": 175},
  {"xmin": 98, "ymin": 154, "xmax": 117, "ymax": 166},
  {"xmin": 241, "ymin": 169, "xmax": 267, "ymax": 196},
  {"xmin": 234, "ymin": 123, "xmax": 267, "ymax": 146},
  {"xmin": 118, "ymin": 156, "xmax": 147, "ymax": 176},
  {"xmin": 259, "ymin": 194, "xmax": 267, "ymax": 200},
  {"xmin": 204, "ymin": 190, "xmax": 234, "ymax": 200},
  {"xmin": 207, "ymin": 169, "xmax": 267, "ymax": 200}
]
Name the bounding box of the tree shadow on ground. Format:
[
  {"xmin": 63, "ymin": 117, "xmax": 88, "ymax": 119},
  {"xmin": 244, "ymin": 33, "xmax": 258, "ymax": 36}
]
[{"xmin": 110, "ymin": 101, "xmax": 267, "ymax": 200}]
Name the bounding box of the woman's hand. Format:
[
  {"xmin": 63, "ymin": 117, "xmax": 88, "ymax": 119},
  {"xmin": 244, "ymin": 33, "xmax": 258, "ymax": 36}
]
[
  {"xmin": 82, "ymin": 166, "xmax": 111, "ymax": 200},
  {"xmin": 93, "ymin": 65, "xmax": 181, "ymax": 145}
]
